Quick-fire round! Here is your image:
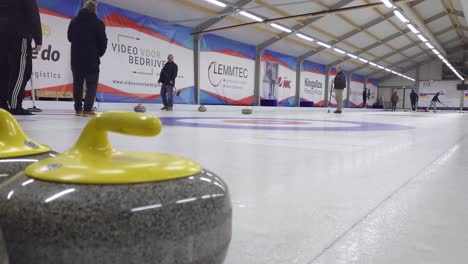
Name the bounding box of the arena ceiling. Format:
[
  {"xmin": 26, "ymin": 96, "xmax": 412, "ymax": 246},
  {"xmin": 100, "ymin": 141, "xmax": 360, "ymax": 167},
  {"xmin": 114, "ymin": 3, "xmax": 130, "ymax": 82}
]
[{"xmin": 101, "ymin": 0, "xmax": 468, "ymax": 81}]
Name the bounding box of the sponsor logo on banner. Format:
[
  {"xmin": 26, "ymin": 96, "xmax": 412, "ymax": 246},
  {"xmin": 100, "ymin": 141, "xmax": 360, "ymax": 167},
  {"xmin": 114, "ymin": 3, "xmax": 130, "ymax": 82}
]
[
  {"xmin": 277, "ymin": 77, "xmax": 292, "ymax": 89},
  {"xmin": 207, "ymin": 62, "xmax": 249, "ymax": 89},
  {"xmin": 32, "ymin": 13, "xmax": 73, "ymax": 95},
  {"xmin": 100, "ymin": 27, "xmax": 194, "ymax": 97},
  {"xmin": 303, "ymin": 78, "xmax": 323, "ymax": 95}
]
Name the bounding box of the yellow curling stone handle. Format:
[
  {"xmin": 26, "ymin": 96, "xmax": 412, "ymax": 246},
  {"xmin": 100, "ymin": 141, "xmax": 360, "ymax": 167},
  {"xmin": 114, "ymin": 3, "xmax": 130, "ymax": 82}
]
[
  {"xmin": 0, "ymin": 109, "xmax": 51, "ymax": 158},
  {"xmin": 26, "ymin": 112, "xmax": 202, "ymax": 184}
]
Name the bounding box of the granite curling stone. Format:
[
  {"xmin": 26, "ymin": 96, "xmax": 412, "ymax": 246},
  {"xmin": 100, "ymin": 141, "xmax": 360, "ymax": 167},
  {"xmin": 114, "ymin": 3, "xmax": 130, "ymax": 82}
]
[
  {"xmin": 0, "ymin": 111, "xmax": 232, "ymax": 264},
  {"xmin": 133, "ymin": 103, "xmax": 147, "ymax": 113},
  {"xmin": 0, "ymin": 109, "xmax": 56, "ymax": 184},
  {"xmin": 241, "ymin": 107, "xmax": 253, "ymax": 115},
  {"xmin": 198, "ymin": 105, "xmax": 207, "ymax": 112}
]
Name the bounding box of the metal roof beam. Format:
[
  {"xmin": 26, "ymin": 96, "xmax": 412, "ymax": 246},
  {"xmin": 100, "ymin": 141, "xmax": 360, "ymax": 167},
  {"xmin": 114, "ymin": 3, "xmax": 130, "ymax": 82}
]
[
  {"xmin": 377, "ymin": 44, "xmax": 464, "ymax": 80},
  {"xmin": 257, "ymin": 0, "xmax": 354, "ymax": 50},
  {"xmin": 398, "ymin": 3, "xmax": 447, "ymax": 56},
  {"xmin": 424, "ymin": 11, "xmax": 447, "ymax": 24},
  {"xmin": 327, "ymin": 28, "xmax": 417, "ymax": 68},
  {"xmin": 194, "ymin": 0, "xmax": 254, "ymax": 31},
  {"xmin": 298, "ymin": 11, "xmax": 395, "ymax": 61},
  {"xmin": 367, "ymin": 42, "xmax": 462, "ymax": 79},
  {"xmin": 434, "ymin": 25, "xmax": 456, "ymax": 37},
  {"xmin": 348, "ymin": 42, "xmax": 418, "ymax": 73}
]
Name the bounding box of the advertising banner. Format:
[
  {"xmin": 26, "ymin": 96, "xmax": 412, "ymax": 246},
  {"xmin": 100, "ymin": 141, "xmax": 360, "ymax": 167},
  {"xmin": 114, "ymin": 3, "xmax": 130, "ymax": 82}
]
[
  {"xmin": 418, "ymin": 80, "xmax": 461, "ymax": 107},
  {"xmin": 366, "ymin": 78, "xmax": 378, "ymax": 107},
  {"xmin": 97, "ymin": 3, "xmax": 195, "ymax": 103},
  {"xmin": 300, "ymin": 60, "xmax": 325, "ymax": 107},
  {"xmin": 329, "ymin": 67, "xmax": 348, "ymax": 107},
  {"xmin": 31, "ymin": 0, "xmax": 82, "ymax": 98},
  {"xmin": 200, "ymin": 34, "xmax": 255, "ymax": 105},
  {"xmin": 349, "ymin": 74, "xmax": 364, "ymax": 108},
  {"xmin": 261, "ymin": 50, "xmax": 297, "ymax": 106}
]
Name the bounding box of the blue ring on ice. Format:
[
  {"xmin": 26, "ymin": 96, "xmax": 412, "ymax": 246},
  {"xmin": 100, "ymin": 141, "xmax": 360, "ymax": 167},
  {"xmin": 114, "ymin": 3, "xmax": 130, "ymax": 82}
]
[{"xmin": 159, "ymin": 117, "xmax": 415, "ymax": 132}]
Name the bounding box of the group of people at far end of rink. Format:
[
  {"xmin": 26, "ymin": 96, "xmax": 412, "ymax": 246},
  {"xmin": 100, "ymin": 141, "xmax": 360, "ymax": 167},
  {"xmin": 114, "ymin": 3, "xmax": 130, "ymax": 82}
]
[
  {"xmin": 0, "ymin": 0, "xmax": 179, "ymax": 116},
  {"xmin": 391, "ymin": 89, "xmax": 442, "ymax": 113}
]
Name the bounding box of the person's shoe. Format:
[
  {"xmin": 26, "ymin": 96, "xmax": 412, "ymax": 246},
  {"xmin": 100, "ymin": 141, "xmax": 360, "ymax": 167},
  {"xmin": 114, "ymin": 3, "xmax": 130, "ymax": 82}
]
[
  {"xmin": 82, "ymin": 110, "xmax": 97, "ymax": 117},
  {"xmin": 10, "ymin": 108, "xmax": 34, "ymax": 115},
  {"xmin": 75, "ymin": 111, "xmax": 83, "ymax": 116},
  {"xmin": 161, "ymin": 106, "xmax": 168, "ymax": 110},
  {"xmin": 333, "ymin": 110, "xmax": 342, "ymax": 114},
  {"xmin": 166, "ymin": 107, "xmax": 173, "ymax": 111}
]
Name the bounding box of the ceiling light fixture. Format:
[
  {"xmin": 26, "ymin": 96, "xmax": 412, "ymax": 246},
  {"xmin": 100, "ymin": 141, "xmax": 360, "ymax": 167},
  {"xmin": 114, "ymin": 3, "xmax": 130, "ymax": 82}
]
[
  {"xmin": 204, "ymin": 0, "xmax": 227, "ymax": 8},
  {"xmin": 296, "ymin": 33, "xmax": 314, "ymax": 42},
  {"xmin": 239, "ymin": 11, "xmax": 263, "ymax": 22},
  {"xmin": 270, "ymin": 23, "xmax": 292, "ymax": 33},
  {"xmin": 317, "ymin": 41, "xmax": 331, "ymax": 48}
]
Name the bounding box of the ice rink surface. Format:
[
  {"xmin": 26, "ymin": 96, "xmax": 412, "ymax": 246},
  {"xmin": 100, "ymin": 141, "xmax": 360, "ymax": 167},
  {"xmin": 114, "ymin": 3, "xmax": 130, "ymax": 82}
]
[{"xmin": 16, "ymin": 101, "xmax": 468, "ymax": 264}]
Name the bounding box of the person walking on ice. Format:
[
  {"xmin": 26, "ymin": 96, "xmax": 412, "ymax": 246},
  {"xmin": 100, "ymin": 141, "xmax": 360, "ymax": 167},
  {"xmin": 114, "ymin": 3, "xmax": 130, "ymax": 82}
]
[{"xmin": 425, "ymin": 92, "xmax": 441, "ymax": 113}]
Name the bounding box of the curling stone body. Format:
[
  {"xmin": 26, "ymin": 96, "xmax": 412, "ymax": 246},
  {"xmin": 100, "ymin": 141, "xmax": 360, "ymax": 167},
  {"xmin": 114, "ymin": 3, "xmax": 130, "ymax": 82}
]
[
  {"xmin": 241, "ymin": 107, "xmax": 253, "ymax": 115},
  {"xmin": 198, "ymin": 105, "xmax": 207, "ymax": 112},
  {"xmin": 0, "ymin": 112, "xmax": 232, "ymax": 264},
  {"xmin": 0, "ymin": 170, "xmax": 231, "ymax": 264},
  {"xmin": 134, "ymin": 104, "xmax": 147, "ymax": 113},
  {"xmin": 0, "ymin": 109, "xmax": 54, "ymax": 184},
  {"xmin": 0, "ymin": 152, "xmax": 57, "ymax": 184}
]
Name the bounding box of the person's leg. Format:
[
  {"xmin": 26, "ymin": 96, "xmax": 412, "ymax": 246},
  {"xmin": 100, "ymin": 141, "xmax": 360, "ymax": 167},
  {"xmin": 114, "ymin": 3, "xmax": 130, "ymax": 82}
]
[
  {"xmin": 8, "ymin": 36, "xmax": 33, "ymax": 114},
  {"xmin": 72, "ymin": 71, "xmax": 85, "ymax": 113},
  {"xmin": 167, "ymin": 85, "xmax": 174, "ymax": 110},
  {"xmin": 433, "ymin": 102, "xmax": 437, "ymax": 112},
  {"xmin": 335, "ymin": 89, "xmax": 343, "ymax": 112},
  {"xmin": 0, "ymin": 33, "xmax": 9, "ymax": 110},
  {"xmin": 83, "ymin": 71, "xmax": 99, "ymax": 112},
  {"xmin": 160, "ymin": 84, "xmax": 168, "ymax": 109}
]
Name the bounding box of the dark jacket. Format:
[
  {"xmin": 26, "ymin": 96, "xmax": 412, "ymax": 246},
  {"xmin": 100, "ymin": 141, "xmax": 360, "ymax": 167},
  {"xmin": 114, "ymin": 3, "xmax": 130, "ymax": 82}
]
[
  {"xmin": 363, "ymin": 90, "xmax": 367, "ymax": 99},
  {"xmin": 410, "ymin": 92, "xmax": 419, "ymax": 102},
  {"xmin": 334, "ymin": 72, "xmax": 346, "ymax": 90},
  {"xmin": 431, "ymin": 94, "xmax": 441, "ymax": 102},
  {"xmin": 68, "ymin": 9, "xmax": 107, "ymax": 73},
  {"xmin": 0, "ymin": 0, "xmax": 42, "ymax": 45},
  {"xmin": 158, "ymin": 61, "xmax": 178, "ymax": 86},
  {"xmin": 391, "ymin": 94, "xmax": 399, "ymax": 103}
]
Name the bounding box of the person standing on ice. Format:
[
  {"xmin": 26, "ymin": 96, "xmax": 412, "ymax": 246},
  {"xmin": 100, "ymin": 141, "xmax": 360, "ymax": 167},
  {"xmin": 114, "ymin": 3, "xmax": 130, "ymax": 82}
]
[
  {"xmin": 0, "ymin": 0, "xmax": 42, "ymax": 115},
  {"xmin": 410, "ymin": 89, "xmax": 419, "ymax": 111},
  {"xmin": 425, "ymin": 92, "xmax": 441, "ymax": 113},
  {"xmin": 158, "ymin": 54, "xmax": 178, "ymax": 112},
  {"xmin": 391, "ymin": 91, "xmax": 399, "ymax": 111},
  {"xmin": 362, "ymin": 87, "xmax": 367, "ymax": 108},
  {"xmin": 333, "ymin": 66, "xmax": 346, "ymax": 114},
  {"xmin": 68, "ymin": 0, "xmax": 107, "ymax": 117}
]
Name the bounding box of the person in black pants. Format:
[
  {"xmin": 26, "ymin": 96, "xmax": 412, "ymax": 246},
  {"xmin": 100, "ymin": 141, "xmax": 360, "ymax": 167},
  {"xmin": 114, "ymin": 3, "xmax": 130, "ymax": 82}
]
[
  {"xmin": 362, "ymin": 88, "xmax": 367, "ymax": 108},
  {"xmin": 68, "ymin": 0, "xmax": 107, "ymax": 117},
  {"xmin": 158, "ymin": 54, "xmax": 178, "ymax": 111},
  {"xmin": 410, "ymin": 89, "xmax": 419, "ymax": 111},
  {"xmin": 0, "ymin": 0, "xmax": 42, "ymax": 115}
]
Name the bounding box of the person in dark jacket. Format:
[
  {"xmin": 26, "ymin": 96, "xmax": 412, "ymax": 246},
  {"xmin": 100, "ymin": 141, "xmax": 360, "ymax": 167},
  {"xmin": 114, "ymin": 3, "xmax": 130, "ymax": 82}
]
[
  {"xmin": 68, "ymin": 0, "xmax": 107, "ymax": 116},
  {"xmin": 333, "ymin": 66, "xmax": 346, "ymax": 114},
  {"xmin": 410, "ymin": 89, "xmax": 419, "ymax": 111},
  {"xmin": 362, "ymin": 88, "xmax": 367, "ymax": 108},
  {"xmin": 158, "ymin": 54, "xmax": 178, "ymax": 111},
  {"xmin": 0, "ymin": 0, "xmax": 42, "ymax": 115},
  {"xmin": 425, "ymin": 92, "xmax": 441, "ymax": 113}
]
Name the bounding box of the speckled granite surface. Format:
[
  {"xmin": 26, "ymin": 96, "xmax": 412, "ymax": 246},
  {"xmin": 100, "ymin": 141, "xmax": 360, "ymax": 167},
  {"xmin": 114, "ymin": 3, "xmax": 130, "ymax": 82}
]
[
  {"xmin": 0, "ymin": 152, "xmax": 57, "ymax": 184},
  {"xmin": 0, "ymin": 169, "xmax": 231, "ymax": 264}
]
